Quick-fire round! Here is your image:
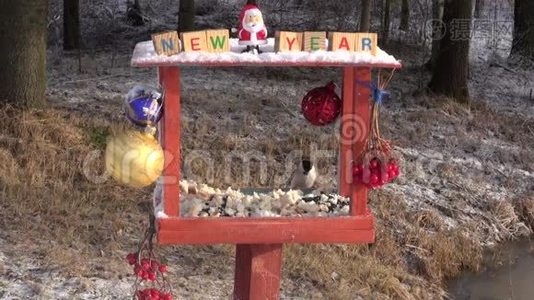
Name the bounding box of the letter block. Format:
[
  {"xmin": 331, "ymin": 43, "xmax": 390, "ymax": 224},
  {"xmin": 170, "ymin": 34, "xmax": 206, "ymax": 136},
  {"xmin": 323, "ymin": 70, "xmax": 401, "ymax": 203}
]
[
  {"xmin": 180, "ymin": 31, "xmax": 209, "ymax": 52},
  {"xmin": 328, "ymin": 32, "xmax": 357, "ymax": 52},
  {"xmin": 206, "ymin": 29, "xmax": 230, "ymax": 53},
  {"xmin": 355, "ymin": 33, "xmax": 378, "ymax": 55},
  {"xmin": 152, "ymin": 31, "xmax": 181, "ymax": 56},
  {"xmin": 275, "ymin": 31, "xmax": 303, "ymax": 52},
  {"xmin": 303, "ymin": 32, "xmax": 327, "ymax": 51}
]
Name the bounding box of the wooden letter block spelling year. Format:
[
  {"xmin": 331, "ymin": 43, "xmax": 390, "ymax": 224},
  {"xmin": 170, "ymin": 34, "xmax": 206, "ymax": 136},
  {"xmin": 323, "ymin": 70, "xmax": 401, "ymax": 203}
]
[
  {"xmin": 206, "ymin": 29, "xmax": 230, "ymax": 53},
  {"xmin": 180, "ymin": 31, "xmax": 208, "ymax": 52},
  {"xmin": 303, "ymin": 32, "xmax": 326, "ymax": 51},
  {"xmin": 355, "ymin": 33, "xmax": 378, "ymax": 55},
  {"xmin": 152, "ymin": 31, "xmax": 181, "ymax": 56},
  {"xmin": 328, "ymin": 32, "xmax": 357, "ymax": 52},
  {"xmin": 275, "ymin": 31, "xmax": 303, "ymax": 52}
]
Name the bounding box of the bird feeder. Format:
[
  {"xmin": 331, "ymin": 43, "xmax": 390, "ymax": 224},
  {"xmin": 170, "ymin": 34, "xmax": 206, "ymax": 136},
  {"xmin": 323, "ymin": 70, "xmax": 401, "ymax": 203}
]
[{"xmin": 131, "ymin": 38, "xmax": 401, "ymax": 299}]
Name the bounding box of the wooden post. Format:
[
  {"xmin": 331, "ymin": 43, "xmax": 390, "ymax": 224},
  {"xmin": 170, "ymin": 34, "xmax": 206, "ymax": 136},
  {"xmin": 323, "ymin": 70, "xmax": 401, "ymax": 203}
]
[
  {"xmin": 339, "ymin": 67, "xmax": 355, "ymax": 197},
  {"xmin": 351, "ymin": 67, "xmax": 371, "ymax": 215},
  {"xmin": 234, "ymin": 244, "xmax": 283, "ymax": 300},
  {"xmin": 158, "ymin": 67, "xmax": 181, "ymax": 217}
]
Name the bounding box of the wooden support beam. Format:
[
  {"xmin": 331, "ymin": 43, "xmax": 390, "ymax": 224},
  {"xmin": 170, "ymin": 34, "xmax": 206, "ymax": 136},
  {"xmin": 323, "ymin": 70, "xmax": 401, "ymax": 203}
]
[
  {"xmin": 351, "ymin": 67, "xmax": 371, "ymax": 215},
  {"xmin": 158, "ymin": 67, "xmax": 181, "ymax": 217},
  {"xmin": 234, "ymin": 244, "xmax": 283, "ymax": 300},
  {"xmin": 339, "ymin": 67, "xmax": 355, "ymax": 197}
]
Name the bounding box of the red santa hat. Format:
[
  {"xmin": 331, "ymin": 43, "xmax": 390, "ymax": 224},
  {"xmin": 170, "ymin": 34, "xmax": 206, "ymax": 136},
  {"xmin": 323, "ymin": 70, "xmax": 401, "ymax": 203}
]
[{"xmin": 238, "ymin": 4, "xmax": 262, "ymax": 29}]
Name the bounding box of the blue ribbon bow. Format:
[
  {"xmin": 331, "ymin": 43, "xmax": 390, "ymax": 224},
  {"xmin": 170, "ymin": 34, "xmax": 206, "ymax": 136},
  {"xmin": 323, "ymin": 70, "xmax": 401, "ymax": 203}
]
[{"xmin": 355, "ymin": 80, "xmax": 390, "ymax": 105}]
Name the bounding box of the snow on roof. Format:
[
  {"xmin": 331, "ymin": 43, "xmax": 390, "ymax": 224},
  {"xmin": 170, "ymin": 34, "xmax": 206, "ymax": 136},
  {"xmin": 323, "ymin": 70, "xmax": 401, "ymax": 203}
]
[{"xmin": 131, "ymin": 38, "xmax": 402, "ymax": 68}]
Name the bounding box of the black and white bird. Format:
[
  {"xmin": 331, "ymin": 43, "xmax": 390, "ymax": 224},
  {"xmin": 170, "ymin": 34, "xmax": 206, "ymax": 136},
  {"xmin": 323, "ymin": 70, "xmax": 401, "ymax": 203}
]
[{"xmin": 291, "ymin": 158, "xmax": 317, "ymax": 190}]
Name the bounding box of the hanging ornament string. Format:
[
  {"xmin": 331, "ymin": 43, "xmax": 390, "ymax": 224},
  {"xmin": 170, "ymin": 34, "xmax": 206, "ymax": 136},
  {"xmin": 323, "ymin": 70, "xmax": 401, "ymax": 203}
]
[
  {"xmin": 126, "ymin": 214, "xmax": 174, "ymax": 299},
  {"xmin": 367, "ymin": 68, "xmax": 395, "ymax": 154},
  {"xmin": 352, "ymin": 69, "xmax": 400, "ymax": 190}
]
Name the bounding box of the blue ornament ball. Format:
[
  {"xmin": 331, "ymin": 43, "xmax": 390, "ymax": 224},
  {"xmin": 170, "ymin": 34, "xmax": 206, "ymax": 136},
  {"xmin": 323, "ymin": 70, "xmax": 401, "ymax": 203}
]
[{"xmin": 124, "ymin": 86, "xmax": 163, "ymax": 127}]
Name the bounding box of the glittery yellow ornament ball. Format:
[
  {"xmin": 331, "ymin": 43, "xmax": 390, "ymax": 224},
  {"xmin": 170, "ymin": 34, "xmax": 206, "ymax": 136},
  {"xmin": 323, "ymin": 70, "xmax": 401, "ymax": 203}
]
[{"xmin": 105, "ymin": 131, "xmax": 164, "ymax": 188}]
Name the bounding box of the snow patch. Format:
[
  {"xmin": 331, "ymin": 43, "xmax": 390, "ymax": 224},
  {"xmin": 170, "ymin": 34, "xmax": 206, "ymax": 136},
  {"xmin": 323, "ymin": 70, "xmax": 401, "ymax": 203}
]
[{"xmin": 131, "ymin": 38, "xmax": 401, "ymax": 67}]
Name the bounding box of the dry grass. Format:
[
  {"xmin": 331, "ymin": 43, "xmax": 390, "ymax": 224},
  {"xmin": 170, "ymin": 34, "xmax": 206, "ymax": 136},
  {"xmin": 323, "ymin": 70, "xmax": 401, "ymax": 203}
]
[
  {"xmin": 0, "ymin": 105, "xmax": 146, "ymax": 275},
  {"xmin": 284, "ymin": 193, "xmax": 483, "ymax": 299},
  {"xmin": 514, "ymin": 196, "xmax": 534, "ymax": 231}
]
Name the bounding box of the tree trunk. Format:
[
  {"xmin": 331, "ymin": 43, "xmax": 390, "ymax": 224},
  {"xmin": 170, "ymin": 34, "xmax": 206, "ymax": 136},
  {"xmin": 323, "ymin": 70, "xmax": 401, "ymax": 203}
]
[
  {"xmin": 474, "ymin": 0, "xmax": 483, "ymax": 18},
  {"xmin": 0, "ymin": 0, "xmax": 48, "ymax": 107},
  {"xmin": 426, "ymin": 0, "xmax": 444, "ymax": 70},
  {"xmin": 64, "ymin": 0, "xmax": 80, "ymax": 50},
  {"xmin": 127, "ymin": 0, "xmax": 146, "ymax": 26},
  {"xmin": 510, "ymin": 0, "xmax": 534, "ymax": 60},
  {"xmin": 428, "ymin": 0, "xmax": 472, "ymax": 103},
  {"xmin": 382, "ymin": 0, "xmax": 391, "ymax": 44},
  {"xmin": 359, "ymin": 0, "xmax": 372, "ymax": 32},
  {"xmin": 399, "ymin": 0, "xmax": 409, "ymax": 31},
  {"xmin": 179, "ymin": 0, "xmax": 195, "ymax": 32}
]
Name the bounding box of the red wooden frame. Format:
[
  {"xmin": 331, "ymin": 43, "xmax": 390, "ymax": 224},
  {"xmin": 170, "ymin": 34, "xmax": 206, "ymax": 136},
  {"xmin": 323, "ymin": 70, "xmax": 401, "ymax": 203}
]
[{"xmin": 151, "ymin": 61, "xmax": 399, "ymax": 299}]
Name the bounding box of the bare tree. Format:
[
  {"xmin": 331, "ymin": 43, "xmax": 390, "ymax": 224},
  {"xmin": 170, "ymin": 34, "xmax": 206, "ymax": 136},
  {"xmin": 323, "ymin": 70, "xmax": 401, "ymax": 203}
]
[
  {"xmin": 428, "ymin": 0, "xmax": 472, "ymax": 103},
  {"xmin": 399, "ymin": 0, "xmax": 409, "ymax": 31},
  {"xmin": 510, "ymin": 0, "xmax": 534, "ymax": 60},
  {"xmin": 426, "ymin": 0, "xmax": 444, "ymax": 70},
  {"xmin": 127, "ymin": 0, "xmax": 146, "ymax": 26},
  {"xmin": 64, "ymin": 0, "xmax": 80, "ymax": 50},
  {"xmin": 179, "ymin": 0, "xmax": 196, "ymax": 32},
  {"xmin": 382, "ymin": 0, "xmax": 391, "ymax": 44},
  {"xmin": 359, "ymin": 0, "xmax": 372, "ymax": 32},
  {"xmin": 0, "ymin": 0, "xmax": 48, "ymax": 107},
  {"xmin": 474, "ymin": 0, "xmax": 483, "ymax": 18}
]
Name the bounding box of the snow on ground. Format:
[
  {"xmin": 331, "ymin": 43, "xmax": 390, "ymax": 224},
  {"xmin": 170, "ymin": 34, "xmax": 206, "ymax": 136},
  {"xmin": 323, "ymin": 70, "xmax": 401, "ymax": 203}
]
[{"xmin": 0, "ymin": 237, "xmax": 132, "ymax": 299}]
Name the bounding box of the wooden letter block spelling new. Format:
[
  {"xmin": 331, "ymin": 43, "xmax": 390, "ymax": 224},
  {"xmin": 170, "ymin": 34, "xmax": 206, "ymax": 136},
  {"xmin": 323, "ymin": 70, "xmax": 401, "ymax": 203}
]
[
  {"xmin": 180, "ymin": 31, "xmax": 208, "ymax": 52},
  {"xmin": 275, "ymin": 31, "xmax": 303, "ymax": 52},
  {"xmin": 206, "ymin": 29, "xmax": 230, "ymax": 53},
  {"xmin": 328, "ymin": 32, "xmax": 357, "ymax": 52},
  {"xmin": 303, "ymin": 32, "xmax": 326, "ymax": 51},
  {"xmin": 152, "ymin": 31, "xmax": 181, "ymax": 56},
  {"xmin": 355, "ymin": 33, "xmax": 378, "ymax": 55}
]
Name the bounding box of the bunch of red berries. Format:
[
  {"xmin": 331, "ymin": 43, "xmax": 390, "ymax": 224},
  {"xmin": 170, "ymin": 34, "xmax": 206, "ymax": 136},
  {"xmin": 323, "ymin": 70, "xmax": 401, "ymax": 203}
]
[
  {"xmin": 128, "ymin": 215, "xmax": 174, "ymax": 300},
  {"xmin": 127, "ymin": 253, "xmax": 169, "ymax": 282},
  {"xmin": 126, "ymin": 253, "xmax": 172, "ymax": 300},
  {"xmin": 126, "ymin": 252, "xmax": 172, "ymax": 300},
  {"xmin": 137, "ymin": 288, "xmax": 173, "ymax": 300},
  {"xmin": 352, "ymin": 158, "xmax": 400, "ymax": 189}
]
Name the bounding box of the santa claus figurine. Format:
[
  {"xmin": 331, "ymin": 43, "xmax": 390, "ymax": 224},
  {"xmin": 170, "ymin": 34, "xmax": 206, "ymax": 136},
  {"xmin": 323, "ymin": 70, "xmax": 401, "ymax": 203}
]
[{"xmin": 237, "ymin": 3, "xmax": 268, "ymax": 54}]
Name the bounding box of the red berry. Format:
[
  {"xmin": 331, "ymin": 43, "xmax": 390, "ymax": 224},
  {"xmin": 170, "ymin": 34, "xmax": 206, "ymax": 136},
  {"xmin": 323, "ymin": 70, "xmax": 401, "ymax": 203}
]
[
  {"xmin": 138, "ymin": 290, "xmax": 151, "ymax": 300},
  {"xmin": 370, "ymin": 174, "xmax": 379, "ymax": 184},
  {"xmin": 127, "ymin": 253, "xmax": 138, "ymax": 265},
  {"xmin": 381, "ymin": 173, "xmax": 389, "ymax": 182},
  {"xmin": 141, "ymin": 259, "xmax": 151, "ymax": 269},
  {"xmin": 353, "ymin": 165, "xmax": 362, "ymax": 175},
  {"xmin": 148, "ymin": 271, "xmax": 157, "ymax": 281},
  {"xmin": 370, "ymin": 159, "xmax": 379, "ymax": 169},
  {"xmin": 158, "ymin": 264, "xmax": 168, "ymax": 273},
  {"xmin": 162, "ymin": 293, "xmax": 173, "ymax": 300}
]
